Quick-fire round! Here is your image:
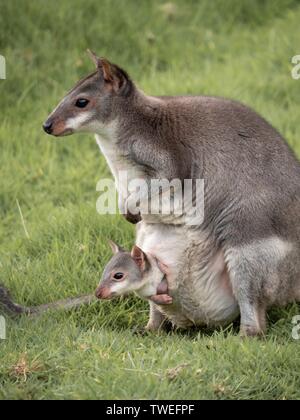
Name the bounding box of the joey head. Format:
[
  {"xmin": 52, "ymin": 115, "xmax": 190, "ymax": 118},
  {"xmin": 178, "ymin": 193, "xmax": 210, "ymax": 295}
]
[{"xmin": 95, "ymin": 240, "xmax": 172, "ymax": 306}]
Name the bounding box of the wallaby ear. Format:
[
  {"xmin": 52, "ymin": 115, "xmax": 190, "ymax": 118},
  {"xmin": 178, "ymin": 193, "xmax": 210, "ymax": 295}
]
[
  {"xmin": 100, "ymin": 58, "xmax": 116, "ymax": 84},
  {"xmin": 108, "ymin": 239, "xmax": 124, "ymax": 255},
  {"xmin": 101, "ymin": 59, "xmax": 130, "ymax": 92},
  {"xmin": 87, "ymin": 50, "xmax": 130, "ymax": 93},
  {"xmin": 87, "ymin": 50, "xmax": 112, "ymax": 81},
  {"xmin": 131, "ymin": 245, "xmax": 148, "ymax": 271},
  {"xmin": 87, "ymin": 49, "xmax": 102, "ymax": 68}
]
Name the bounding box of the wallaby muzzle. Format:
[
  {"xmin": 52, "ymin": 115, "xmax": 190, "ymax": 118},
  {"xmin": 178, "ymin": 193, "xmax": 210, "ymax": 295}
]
[
  {"xmin": 95, "ymin": 285, "xmax": 114, "ymax": 300},
  {"xmin": 42, "ymin": 116, "xmax": 73, "ymax": 137}
]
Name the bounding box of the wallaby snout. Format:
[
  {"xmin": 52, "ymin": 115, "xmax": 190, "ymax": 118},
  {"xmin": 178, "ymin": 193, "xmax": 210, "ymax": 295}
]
[
  {"xmin": 42, "ymin": 115, "xmax": 73, "ymax": 137},
  {"xmin": 43, "ymin": 119, "xmax": 53, "ymax": 135},
  {"xmin": 95, "ymin": 285, "xmax": 113, "ymax": 300}
]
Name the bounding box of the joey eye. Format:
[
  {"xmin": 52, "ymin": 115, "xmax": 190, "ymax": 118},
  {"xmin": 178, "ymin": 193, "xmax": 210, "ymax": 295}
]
[
  {"xmin": 113, "ymin": 273, "xmax": 124, "ymax": 281},
  {"xmin": 75, "ymin": 98, "xmax": 89, "ymax": 108}
]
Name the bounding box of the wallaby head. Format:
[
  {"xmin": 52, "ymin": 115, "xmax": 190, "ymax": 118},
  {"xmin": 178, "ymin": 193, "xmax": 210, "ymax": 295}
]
[
  {"xmin": 43, "ymin": 51, "xmax": 133, "ymax": 137},
  {"xmin": 96, "ymin": 240, "xmax": 162, "ymax": 300}
]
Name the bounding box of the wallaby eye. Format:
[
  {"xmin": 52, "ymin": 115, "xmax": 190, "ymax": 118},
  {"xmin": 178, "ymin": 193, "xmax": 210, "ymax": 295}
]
[
  {"xmin": 113, "ymin": 273, "xmax": 124, "ymax": 281},
  {"xmin": 75, "ymin": 98, "xmax": 89, "ymax": 108}
]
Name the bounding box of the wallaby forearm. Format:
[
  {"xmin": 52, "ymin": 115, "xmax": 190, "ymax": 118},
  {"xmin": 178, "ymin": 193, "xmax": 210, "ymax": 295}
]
[{"xmin": 128, "ymin": 136, "xmax": 189, "ymax": 181}]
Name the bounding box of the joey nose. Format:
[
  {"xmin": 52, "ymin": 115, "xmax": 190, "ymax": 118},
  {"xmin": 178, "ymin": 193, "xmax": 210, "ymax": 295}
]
[
  {"xmin": 95, "ymin": 287, "xmax": 102, "ymax": 299},
  {"xmin": 95, "ymin": 286, "xmax": 111, "ymax": 300},
  {"xmin": 43, "ymin": 120, "xmax": 53, "ymax": 134}
]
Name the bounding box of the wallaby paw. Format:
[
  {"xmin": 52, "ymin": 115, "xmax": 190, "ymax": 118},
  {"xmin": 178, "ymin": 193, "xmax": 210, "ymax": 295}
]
[
  {"xmin": 161, "ymin": 295, "xmax": 173, "ymax": 305},
  {"xmin": 124, "ymin": 211, "xmax": 141, "ymax": 225},
  {"xmin": 132, "ymin": 323, "xmax": 166, "ymax": 335},
  {"xmin": 150, "ymin": 294, "xmax": 173, "ymax": 305},
  {"xmin": 240, "ymin": 324, "xmax": 265, "ymax": 339},
  {"xmin": 145, "ymin": 320, "xmax": 168, "ymax": 332},
  {"xmin": 145, "ymin": 323, "xmax": 160, "ymax": 332}
]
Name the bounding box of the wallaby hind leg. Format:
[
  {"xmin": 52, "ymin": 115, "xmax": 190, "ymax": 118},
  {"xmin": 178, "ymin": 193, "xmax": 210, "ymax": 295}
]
[
  {"xmin": 239, "ymin": 303, "xmax": 267, "ymax": 337},
  {"xmin": 226, "ymin": 237, "xmax": 292, "ymax": 337}
]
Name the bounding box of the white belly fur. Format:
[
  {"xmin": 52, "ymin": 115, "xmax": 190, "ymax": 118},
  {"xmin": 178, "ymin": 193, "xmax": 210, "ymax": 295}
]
[
  {"xmin": 95, "ymin": 133, "xmax": 146, "ymax": 204},
  {"xmin": 136, "ymin": 222, "xmax": 239, "ymax": 328}
]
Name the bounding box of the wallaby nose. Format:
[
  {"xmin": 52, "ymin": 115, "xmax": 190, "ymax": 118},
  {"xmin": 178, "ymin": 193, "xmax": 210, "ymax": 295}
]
[
  {"xmin": 95, "ymin": 286, "xmax": 111, "ymax": 300},
  {"xmin": 43, "ymin": 120, "xmax": 53, "ymax": 134},
  {"xmin": 95, "ymin": 287, "xmax": 101, "ymax": 299},
  {"xmin": 95, "ymin": 286, "xmax": 105, "ymax": 299}
]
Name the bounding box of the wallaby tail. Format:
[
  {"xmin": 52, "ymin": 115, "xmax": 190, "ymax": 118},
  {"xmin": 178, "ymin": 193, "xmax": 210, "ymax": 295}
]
[
  {"xmin": 0, "ymin": 284, "xmax": 96, "ymax": 318},
  {"xmin": 0, "ymin": 285, "xmax": 28, "ymax": 316}
]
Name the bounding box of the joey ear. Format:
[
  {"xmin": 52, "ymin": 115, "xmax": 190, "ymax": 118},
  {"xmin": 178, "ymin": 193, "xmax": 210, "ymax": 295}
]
[
  {"xmin": 108, "ymin": 239, "xmax": 124, "ymax": 255},
  {"xmin": 131, "ymin": 245, "xmax": 148, "ymax": 271}
]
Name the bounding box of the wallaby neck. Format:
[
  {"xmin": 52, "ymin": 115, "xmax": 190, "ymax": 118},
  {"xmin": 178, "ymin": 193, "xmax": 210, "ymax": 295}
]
[{"xmin": 93, "ymin": 88, "xmax": 165, "ymax": 142}]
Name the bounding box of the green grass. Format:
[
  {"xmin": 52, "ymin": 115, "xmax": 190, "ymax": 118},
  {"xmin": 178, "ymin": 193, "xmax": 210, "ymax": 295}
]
[{"xmin": 0, "ymin": 0, "xmax": 300, "ymax": 400}]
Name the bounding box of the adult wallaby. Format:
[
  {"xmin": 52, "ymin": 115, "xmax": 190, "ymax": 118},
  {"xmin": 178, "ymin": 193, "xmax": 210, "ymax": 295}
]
[{"xmin": 43, "ymin": 51, "xmax": 300, "ymax": 336}]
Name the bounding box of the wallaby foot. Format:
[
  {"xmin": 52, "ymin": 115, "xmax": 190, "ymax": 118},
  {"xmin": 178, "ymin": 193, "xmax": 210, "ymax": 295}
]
[
  {"xmin": 240, "ymin": 324, "xmax": 265, "ymax": 338},
  {"xmin": 146, "ymin": 301, "xmax": 168, "ymax": 331},
  {"xmin": 236, "ymin": 295, "xmax": 268, "ymax": 338},
  {"xmin": 145, "ymin": 317, "xmax": 167, "ymax": 332},
  {"xmin": 240, "ymin": 302, "xmax": 267, "ymax": 337},
  {"xmin": 132, "ymin": 325, "xmax": 151, "ymax": 336}
]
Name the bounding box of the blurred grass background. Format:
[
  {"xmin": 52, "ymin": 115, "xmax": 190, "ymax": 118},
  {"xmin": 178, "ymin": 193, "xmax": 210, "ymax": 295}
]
[{"xmin": 0, "ymin": 0, "xmax": 300, "ymax": 400}]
